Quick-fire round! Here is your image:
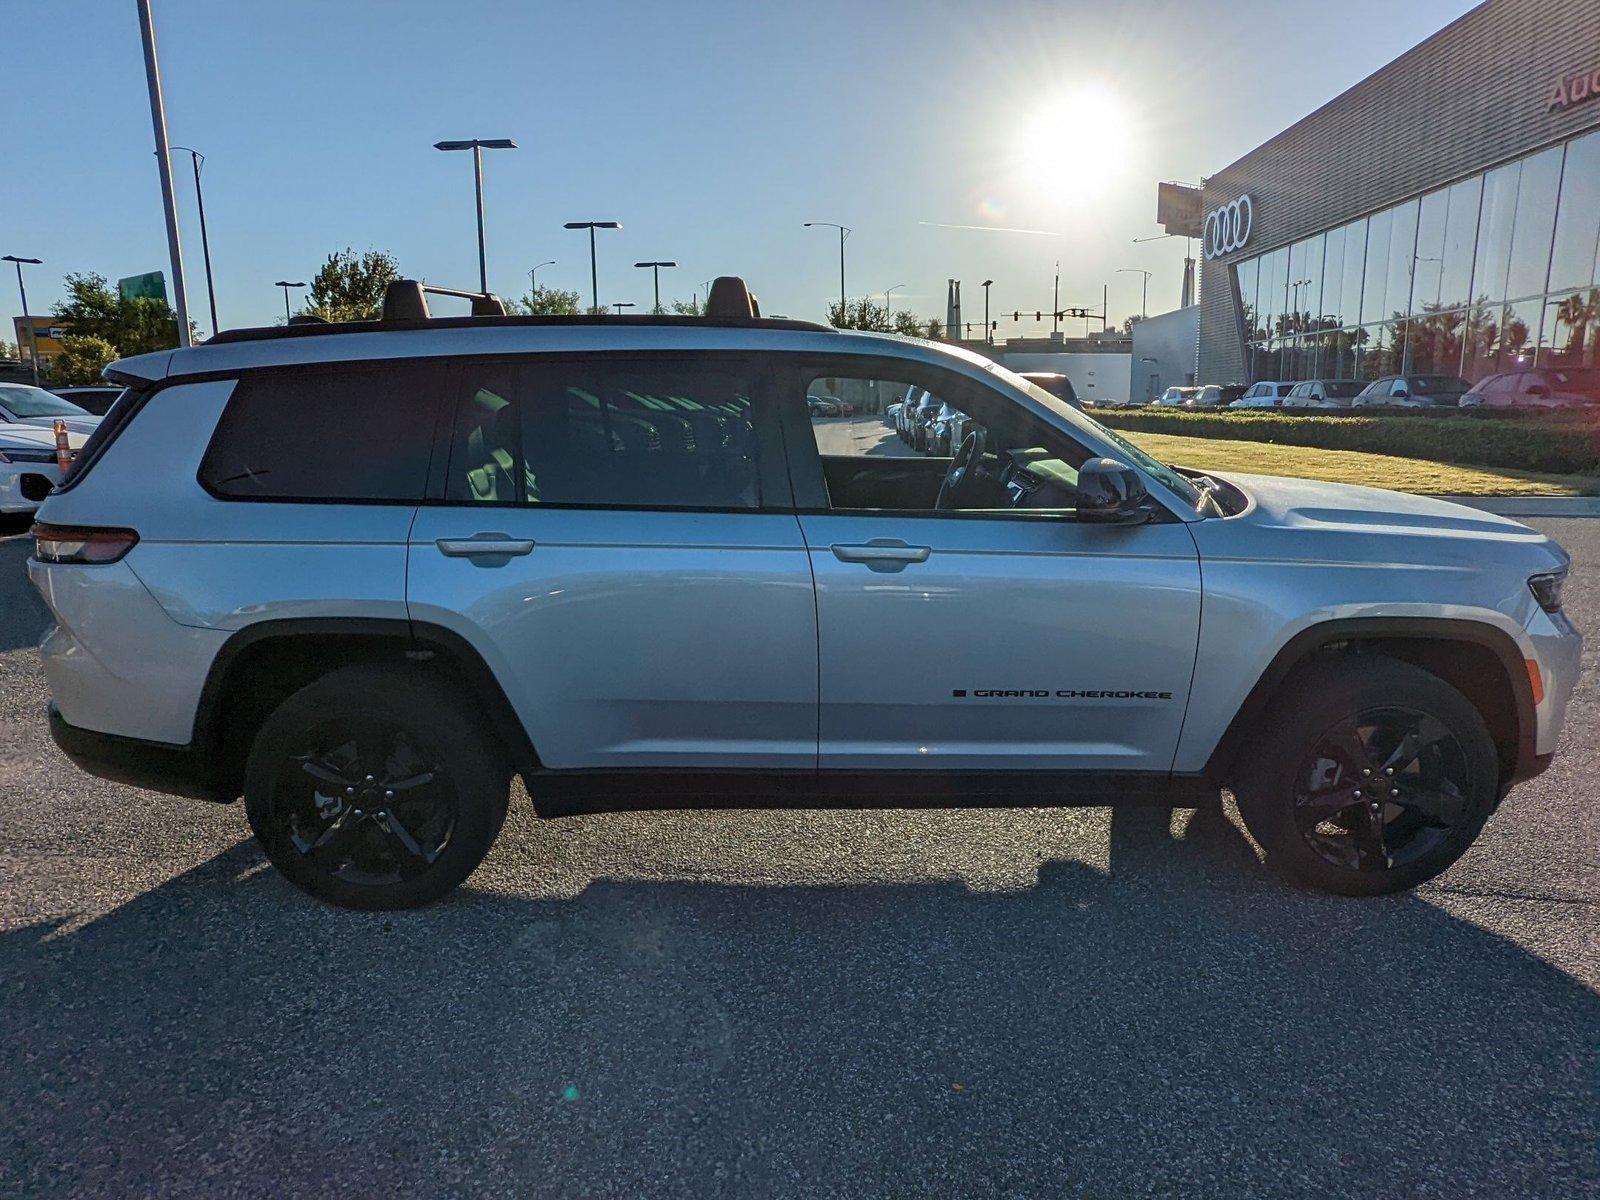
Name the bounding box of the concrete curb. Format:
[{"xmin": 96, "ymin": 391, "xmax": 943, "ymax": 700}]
[{"xmin": 1429, "ymin": 495, "xmax": 1600, "ymax": 517}]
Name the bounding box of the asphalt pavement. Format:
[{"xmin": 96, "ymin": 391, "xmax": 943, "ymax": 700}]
[{"xmin": 0, "ymin": 511, "xmax": 1595, "ymax": 1199}]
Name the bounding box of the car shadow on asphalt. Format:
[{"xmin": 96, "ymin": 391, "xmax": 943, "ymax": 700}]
[
  {"xmin": 2, "ymin": 799, "xmax": 1595, "ymax": 1197},
  {"xmin": 0, "ymin": 534, "xmax": 49, "ymax": 654}
]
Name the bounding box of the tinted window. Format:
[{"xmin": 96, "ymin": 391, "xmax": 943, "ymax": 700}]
[
  {"xmin": 200, "ymin": 365, "xmax": 440, "ymax": 501},
  {"xmin": 445, "ymin": 356, "xmax": 761, "ymax": 509}
]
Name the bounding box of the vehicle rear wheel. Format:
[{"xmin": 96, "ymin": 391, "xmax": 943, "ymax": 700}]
[
  {"xmin": 1233, "ymin": 657, "xmax": 1498, "ymax": 896},
  {"xmin": 243, "ymin": 664, "xmax": 510, "ymax": 910}
]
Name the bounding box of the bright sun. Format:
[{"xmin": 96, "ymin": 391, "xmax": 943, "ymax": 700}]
[{"xmin": 1013, "ymin": 82, "xmax": 1136, "ymax": 199}]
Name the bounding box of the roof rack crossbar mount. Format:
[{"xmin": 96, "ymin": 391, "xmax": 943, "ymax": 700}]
[{"xmin": 382, "ymin": 279, "xmax": 506, "ymax": 321}]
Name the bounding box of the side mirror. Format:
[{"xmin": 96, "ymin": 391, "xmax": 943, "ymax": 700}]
[
  {"xmin": 1393, "ymin": 387, "xmax": 1410, "ymax": 399},
  {"xmin": 1075, "ymin": 457, "xmax": 1149, "ymax": 524},
  {"xmin": 1526, "ymin": 384, "xmax": 1551, "ymax": 398}
]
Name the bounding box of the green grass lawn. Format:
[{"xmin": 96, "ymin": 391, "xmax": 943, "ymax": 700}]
[{"xmin": 1121, "ymin": 431, "xmax": 1600, "ymax": 497}]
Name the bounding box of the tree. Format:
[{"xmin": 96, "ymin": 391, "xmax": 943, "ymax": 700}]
[
  {"xmin": 51, "ymin": 335, "xmax": 118, "ymax": 385},
  {"xmin": 923, "ymin": 318, "xmax": 943, "ymax": 340},
  {"xmin": 669, "ymin": 298, "xmax": 703, "ymax": 317},
  {"xmin": 825, "ymin": 297, "xmax": 890, "ymax": 331},
  {"xmin": 0, "ymin": 338, "xmax": 18, "ymax": 360},
  {"xmin": 51, "ymin": 272, "xmax": 180, "ymax": 357},
  {"xmin": 506, "ymin": 285, "xmax": 580, "ymax": 316},
  {"xmin": 302, "ymin": 248, "xmax": 400, "ymax": 322},
  {"xmin": 891, "ymin": 310, "xmax": 928, "ymax": 338},
  {"xmin": 1121, "ymin": 315, "xmax": 1145, "ymax": 334}
]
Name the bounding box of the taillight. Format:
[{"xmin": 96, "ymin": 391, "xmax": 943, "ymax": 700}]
[{"xmin": 30, "ymin": 524, "xmax": 140, "ymax": 565}]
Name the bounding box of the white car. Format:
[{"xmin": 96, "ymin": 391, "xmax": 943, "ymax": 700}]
[
  {"xmin": 0, "ymin": 383, "xmax": 100, "ymax": 434},
  {"xmin": 1283, "ymin": 379, "xmax": 1367, "ymax": 409},
  {"xmin": 1155, "ymin": 386, "xmax": 1199, "ymax": 407},
  {"xmin": 1231, "ymin": 382, "xmax": 1295, "ymax": 409},
  {"xmin": 0, "ymin": 425, "xmax": 86, "ymax": 514}
]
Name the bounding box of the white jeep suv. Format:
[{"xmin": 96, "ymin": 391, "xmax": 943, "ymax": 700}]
[{"xmin": 28, "ymin": 278, "xmax": 1581, "ymax": 909}]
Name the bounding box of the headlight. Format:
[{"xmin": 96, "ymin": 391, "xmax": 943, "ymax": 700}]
[{"xmin": 1529, "ymin": 571, "xmax": 1566, "ymax": 614}]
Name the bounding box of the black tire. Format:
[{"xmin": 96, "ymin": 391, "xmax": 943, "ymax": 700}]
[
  {"xmin": 243, "ymin": 664, "xmax": 511, "ymax": 910},
  {"xmin": 1233, "ymin": 656, "xmax": 1499, "ymax": 896}
]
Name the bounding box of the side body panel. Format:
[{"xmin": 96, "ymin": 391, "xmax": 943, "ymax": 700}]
[{"xmin": 406, "ymin": 508, "xmax": 819, "ymax": 770}]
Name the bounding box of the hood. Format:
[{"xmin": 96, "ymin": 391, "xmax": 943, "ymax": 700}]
[
  {"xmin": 0, "ymin": 424, "xmax": 90, "ymax": 451},
  {"xmin": 1200, "ymin": 471, "xmax": 1569, "ymax": 576},
  {"xmin": 11, "ymin": 415, "xmax": 100, "ymax": 434}
]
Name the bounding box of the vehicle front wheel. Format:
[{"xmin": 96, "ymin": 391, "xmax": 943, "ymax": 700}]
[
  {"xmin": 1233, "ymin": 657, "xmax": 1499, "ymax": 896},
  {"xmin": 243, "ymin": 664, "xmax": 511, "ymax": 910}
]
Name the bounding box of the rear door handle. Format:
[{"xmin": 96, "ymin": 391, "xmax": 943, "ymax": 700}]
[
  {"xmin": 830, "ymin": 540, "xmax": 931, "ymax": 572},
  {"xmin": 435, "ymin": 534, "xmax": 536, "ymax": 558}
]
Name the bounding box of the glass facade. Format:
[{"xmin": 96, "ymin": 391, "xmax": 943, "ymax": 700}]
[{"xmin": 1233, "ymin": 127, "xmax": 1600, "ymax": 383}]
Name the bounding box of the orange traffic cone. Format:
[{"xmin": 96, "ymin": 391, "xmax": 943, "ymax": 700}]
[{"xmin": 53, "ymin": 419, "xmax": 72, "ymax": 471}]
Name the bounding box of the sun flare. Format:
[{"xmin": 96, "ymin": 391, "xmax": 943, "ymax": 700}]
[{"xmin": 1013, "ymin": 82, "xmax": 1137, "ymax": 198}]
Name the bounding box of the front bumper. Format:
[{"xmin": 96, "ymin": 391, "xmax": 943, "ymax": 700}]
[{"xmin": 48, "ymin": 703, "xmax": 233, "ymax": 803}]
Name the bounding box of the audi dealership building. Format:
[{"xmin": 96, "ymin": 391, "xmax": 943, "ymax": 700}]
[{"xmin": 1193, "ymin": 0, "xmax": 1600, "ymax": 388}]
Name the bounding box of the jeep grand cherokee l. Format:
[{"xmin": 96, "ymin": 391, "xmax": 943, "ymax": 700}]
[{"xmin": 29, "ymin": 277, "xmax": 1581, "ymax": 909}]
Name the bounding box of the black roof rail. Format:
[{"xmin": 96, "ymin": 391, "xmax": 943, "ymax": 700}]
[{"xmin": 383, "ymin": 278, "xmax": 506, "ymax": 320}]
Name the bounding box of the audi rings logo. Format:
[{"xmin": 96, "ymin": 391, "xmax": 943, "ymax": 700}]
[{"xmin": 1203, "ymin": 195, "xmax": 1254, "ymax": 260}]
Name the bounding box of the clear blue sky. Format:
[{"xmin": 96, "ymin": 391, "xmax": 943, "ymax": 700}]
[{"xmin": 4, "ymin": 0, "xmax": 1476, "ymax": 337}]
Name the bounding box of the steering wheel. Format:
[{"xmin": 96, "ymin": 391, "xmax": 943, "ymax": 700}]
[{"xmin": 935, "ymin": 426, "xmax": 987, "ymax": 511}]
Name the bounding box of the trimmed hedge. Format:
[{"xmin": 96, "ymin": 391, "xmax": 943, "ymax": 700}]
[{"xmin": 1093, "ymin": 409, "xmax": 1600, "ymax": 476}]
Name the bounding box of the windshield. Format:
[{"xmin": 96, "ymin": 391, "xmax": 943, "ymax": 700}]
[
  {"xmin": 984, "ymin": 360, "xmax": 1206, "ymax": 509},
  {"xmin": 1325, "ymin": 380, "xmax": 1364, "ymax": 398},
  {"xmin": 1408, "ymin": 376, "xmax": 1466, "ymax": 392},
  {"xmin": 0, "ymin": 384, "xmax": 90, "ymax": 418}
]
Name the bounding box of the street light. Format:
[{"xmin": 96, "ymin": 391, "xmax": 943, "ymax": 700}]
[
  {"xmin": 529, "ymin": 260, "xmax": 555, "ymax": 294},
  {"xmin": 434, "ymin": 138, "xmax": 517, "ymax": 293},
  {"xmin": 884, "ymin": 282, "xmax": 905, "ymax": 318},
  {"xmin": 982, "ymin": 279, "xmax": 994, "ymax": 344},
  {"xmin": 169, "ymin": 146, "xmax": 218, "ymax": 335},
  {"xmin": 804, "ymin": 221, "xmax": 850, "ymax": 318},
  {"xmin": 1118, "ymin": 268, "xmax": 1153, "ymax": 320},
  {"xmin": 273, "ymin": 280, "xmax": 306, "ymax": 323},
  {"xmin": 564, "ymin": 221, "xmax": 622, "ymax": 313},
  {"xmin": 634, "ymin": 260, "xmax": 678, "ymax": 313},
  {"xmin": 3, "ymin": 255, "xmax": 43, "ymax": 385},
  {"xmin": 612, "ymin": 302, "xmax": 636, "ymax": 315}
]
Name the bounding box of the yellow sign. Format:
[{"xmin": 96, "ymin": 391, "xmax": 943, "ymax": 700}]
[{"xmin": 12, "ymin": 316, "xmax": 70, "ymax": 362}]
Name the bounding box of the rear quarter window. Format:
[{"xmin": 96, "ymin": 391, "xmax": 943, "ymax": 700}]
[{"xmin": 198, "ymin": 363, "xmax": 441, "ymax": 501}]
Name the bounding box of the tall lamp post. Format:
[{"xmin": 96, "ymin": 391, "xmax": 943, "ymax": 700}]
[
  {"xmin": 529, "ymin": 260, "xmax": 555, "ymax": 295},
  {"xmin": 612, "ymin": 302, "xmax": 636, "ymax": 315},
  {"xmin": 564, "ymin": 221, "xmax": 622, "ymax": 313},
  {"xmin": 169, "ymin": 146, "xmax": 218, "ymax": 335},
  {"xmin": 981, "ymin": 279, "xmax": 994, "ymax": 343},
  {"xmin": 634, "ymin": 260, "xmax": 677, "ymax": 313},
  {"xmin": 273, "ymin": 280, "xmax": 305, "ymax": 322},
  {"xmin": 136, "ymin": 0, "xmax": 191, "ymax": 347},
  {"xmin": 884, "ymin": 282, "xmax": 905, "ymax": 319},
  {"xmin": 3, "ymin": 255, "xmax": 43, "ymax": 385},
  {"xmin": 1118, "ymin": 268, "xmax": 1153, "ymax": 321},
  {"xmin": 434, "ymin": 138, "xmax": 517, "ymax": 293},
  {"xmin": 804, "ymin": 221, "xmax": 850, "ymax": 318}
]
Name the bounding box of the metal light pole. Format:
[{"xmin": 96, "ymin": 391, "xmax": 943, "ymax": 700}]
[
  {"xmin": 274, "ymin": 280, "xmax": 305, "ymax": 322},
  {"xmin": 634, "ymin": 261, "xmax": 677, "ymax": 313},
  {"xmin": 612, "ymin": 302, "xmax": 636, "ymax": 315},
  {"xmin": 3, "ymin": 255, "xmax": 42, "ymax": 385},
  {"xmin": 884, "ymin": 282, "xmax": 905, "ymax": 319},
  {"xmin": 170, "ymin": 146, "xmax": 218, "ymax": 335},
  {"xmin": 981, "ymin": 279, "xmax": 993, "ymax": 344},
  {"xmin": 136, "ymin": 0, "xmax": 192, "ymax": 347},
  {"xmin": 565, "ymin": 221, "xmax": 622, "ymax": 313},
  {"xmin": 529, "ymin": 260, "xmax": 555, "ymax": 295},
  {"xmin": 1118, "ymin": 268, "xmax": 1153, "ymax": 320},
  {"xmin": 434, "ymin": 138, "xmax": 517, "ymax": 293},
  {"xmin": 804, "ymin": 222, "xmax": 849, "ymax": 318}
]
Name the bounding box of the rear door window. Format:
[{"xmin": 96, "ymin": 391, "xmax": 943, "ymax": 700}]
[
  {"xmin": 199, "ymin": 362, "xmax": 444, "ymax": 502},
  {"xmin": 445, "ymin": 355, "xmax": 764, "ymax": 509}
]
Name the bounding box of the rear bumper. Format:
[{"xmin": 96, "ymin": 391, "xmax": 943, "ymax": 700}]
[{"xmin": 48, "ymin": 703, "xmax": 232, "ymax": 803}]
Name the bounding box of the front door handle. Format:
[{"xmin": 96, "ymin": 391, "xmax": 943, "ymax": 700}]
[
  {"xmin": 831, "ymin": 539, "xmax": 931, "ymax": 572},
  {"xmin": 436, "ymin": 533, "xmax": 536, "ymax": 558}
]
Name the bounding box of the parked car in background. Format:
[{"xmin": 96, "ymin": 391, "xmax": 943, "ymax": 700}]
[
  {"xmin": 896, "ymin": 388, "xmax": 927, "ymax": 441},
  {"xmin": 926, "ymin": 402, "xmax": 968, "ymax": 455},
  {"xmin": 1156, "ymin": 386, "xmax": 1199, "ymax": 407},
  {"xmin": 1283, "ymin": 379, "xmax": 1367, "ymax": 409},
  {"xmin": 908, "ymin": 390, "xmax": 943, "ymax": 450},
  {"xmin": 1460, "ymin": 367, "xmax": 1600, "ymax": 410},
  {"xmin": 1231, "ymin": 381, "xmax": 1295, "ymax": 409},
  {"xmin": 1186, "ymin": 384, "xmax": 1246, "ymax": 408},
  {"xmin": 0, "ymin": 424, "xmax": 87, "ymax": 514},
  {"xmin": 0, "ymin": 383, "xmax": 100, "ymax": 434},
  {"xmin": 1353, "ymin": 375, "xmax": 1470, "ymax": 408},
  {"xmin": 1018, "ymin": 372, "xmax": 1080, "ymax": 409},
  {"xmin": 49, "ymin": 386, "xmax": 125, "ymax": 416}
]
